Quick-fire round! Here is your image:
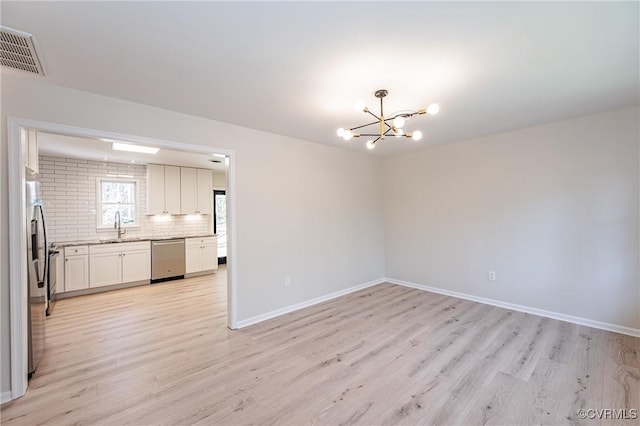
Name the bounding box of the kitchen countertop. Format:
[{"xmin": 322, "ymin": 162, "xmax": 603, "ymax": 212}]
[{"xmin": 53, "ymin": 234, "xmax": 217, "ymax": 249}]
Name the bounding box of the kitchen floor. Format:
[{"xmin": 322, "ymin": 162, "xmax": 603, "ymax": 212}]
[{"xmin": 2, "ymin": 268, "xmax": 638, "ymax": 425}]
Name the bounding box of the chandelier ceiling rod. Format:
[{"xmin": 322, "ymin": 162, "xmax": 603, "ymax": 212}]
[{"xmin": 336, "ymin": 89, "xmax": 439, "ymax": 150}]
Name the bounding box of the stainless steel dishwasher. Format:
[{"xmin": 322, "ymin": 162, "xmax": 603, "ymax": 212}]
[{"xmin": 151, "ymin": 239, "xmax": 185, "ymax": 282}]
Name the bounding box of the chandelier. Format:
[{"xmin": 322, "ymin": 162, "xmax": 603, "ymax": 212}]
[{"xmin": 336, "ymin": 89, "xmax": 439, "ymax": 149}]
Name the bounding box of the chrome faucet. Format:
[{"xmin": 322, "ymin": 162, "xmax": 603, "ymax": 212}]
[{"xmin": 114, "ymin": 211, "xmax": 126, "ymax": 240}]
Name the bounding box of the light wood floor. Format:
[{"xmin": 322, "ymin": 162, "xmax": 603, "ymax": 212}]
[{"xmin": 2, "ymin": 269, "xmax": 639, "ymax": 425}]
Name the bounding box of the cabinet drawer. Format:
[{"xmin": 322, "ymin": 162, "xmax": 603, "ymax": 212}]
[
  {"xmin": 185, "ymin": 237, "xmax": 216, "ymax": 247},
  {"xmin": 65, "ymin": 246, "xmax": 88, "ymax": 256}
]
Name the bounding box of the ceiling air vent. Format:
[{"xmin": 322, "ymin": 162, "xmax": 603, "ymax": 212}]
[{"xmin": 0, "ymin": 26, "xmax": 45, "ymax": 76}]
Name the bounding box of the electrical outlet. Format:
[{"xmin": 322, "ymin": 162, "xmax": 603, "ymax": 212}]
[
  {"xmin": 284, "ymin": 276, "xmax": 291, "ymax": 287},
  {"xmin": 488, "ymin": 271, "xmax": 496, "ymax": 281}
]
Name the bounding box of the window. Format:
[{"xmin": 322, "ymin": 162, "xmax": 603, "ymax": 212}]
[{"xmin": 96, "ymin": 178, "xmax": 140, "ymax": 229}]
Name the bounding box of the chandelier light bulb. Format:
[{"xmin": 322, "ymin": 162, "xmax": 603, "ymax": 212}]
[
  {"xmin": 366, "ymin": 140, "xmax": 376, "ymax": 150},
  {"xmin": 427, "ymin": 103, "xmax": 440, "ymax": 115},
  {"xmin": 354, "ymin": 101, "xmax": 366, "ymax": 112},
  {"xmin": 343, "ymin": 130, "xmax": 354, "ymax": 141},
  {"xmin": 336, "ymin": 128, "xmax": 345, "ymax": 137},
  {"xmin": 393, "ymin": 116, "xmax": 405, "ymax": 129},
  {"xmin": 412, "ymin": 130, "xmax": 423, "ymax": 141}
]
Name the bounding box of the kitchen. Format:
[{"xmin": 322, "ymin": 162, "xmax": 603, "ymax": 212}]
[{"xmin": 25, "ymin": 129, "xmax": 227, "ymax": 377}]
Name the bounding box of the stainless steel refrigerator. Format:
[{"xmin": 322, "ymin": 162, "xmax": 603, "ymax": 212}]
[{"xmin": 26, "ymin": 173, "xmax": 47, "ymax": 377}]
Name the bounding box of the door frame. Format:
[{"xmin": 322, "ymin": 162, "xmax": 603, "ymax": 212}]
[{"xmin": 6, "ymin": 117, "xmax": 239, "ymax": 401}]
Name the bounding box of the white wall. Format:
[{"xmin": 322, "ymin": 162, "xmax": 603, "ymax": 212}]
[
  {"xmin": 0, "ymin": 74, "xmax": 386, "ymax": 393},
  {"xmin": 383, "ymin": 107, "xmax": 640, "ymax": 330},
  {"xmin": 39, "ymin": 155, "xmax": 212, "ymax": 243},
  {"xmin": 212, "ymin": 170, "xmax": 226, "ymax": 189}
]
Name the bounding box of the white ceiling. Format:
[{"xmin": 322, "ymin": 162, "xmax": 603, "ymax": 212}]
[
  {"xmin": 38, "ymin": 132, "xmax": 228, "ymax": 171},
  {"xmin": 2, "ymin": 2, "xmax": 638, "ymax": 156}
]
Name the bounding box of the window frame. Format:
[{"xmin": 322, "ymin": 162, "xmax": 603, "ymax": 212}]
[{"xmin": 95, "ymin": 177, "xmax": 141, "ymax": 230}]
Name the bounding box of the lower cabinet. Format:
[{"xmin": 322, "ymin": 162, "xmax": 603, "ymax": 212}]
[
  {"xmin": 185, "ymin": 237, "xmax": 218, "ymax": 274},
  {"xmin": 64, "ymin": 246, "xmax": 89, "ymax": 291},
  {"xmin": 122, "ymin": 249, "xmax": 152, "ymax": 282},
  {"xmin": 56, "ymin": 251, "xmax": 65, "ymax": 292},
  {"xmin": 90, "ymin": 251, "xmax": 121, "ymax": 288},
  {"xmin": 89, "ymin": 242, "xmax": 151, "ymax": 288}
]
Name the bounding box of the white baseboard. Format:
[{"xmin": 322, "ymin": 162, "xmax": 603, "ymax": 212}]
[
  {"xmin": 236, "ymin": 278, "xmax": 386, "ymax": 329},
  {"xmin": 1, "ymin": 390, "xmax": 12, "ymax": 404},
  {"xmin": 386, "ymin": 277, "xmax": 640, "ymax": 338}
]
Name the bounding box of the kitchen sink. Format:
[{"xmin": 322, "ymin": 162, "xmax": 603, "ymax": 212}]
[{"xmin": 97, "ymin": 238, "xmax": 145, "ymax": 244}]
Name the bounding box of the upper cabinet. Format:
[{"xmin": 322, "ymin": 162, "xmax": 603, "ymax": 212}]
[
  {"xmin": 147, "ymin": 164, "xmax": 181, "ymax": 215},
  {"xmin": 180, "ymin": 167, "xmax": 197, "ymax": 214},
  {"xmin": 148, "ymin": 164, "xmax": 212, "ymax": 215},
  {"xmin": 180, "ymin": 167, "xmax": 212, "ymax": 214},
  {"xmin": 22, "ymin": 129, "xmax": 39, "ymax": 174},
  {"xmin": 164, "ymin": 166, "xmax": 181, "ymax": 213},
  {"xmin": 196, "ymin": 169, "xmax": 212, "ymax": 214}
]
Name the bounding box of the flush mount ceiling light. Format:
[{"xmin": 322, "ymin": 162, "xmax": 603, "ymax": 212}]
[
  {"xmin": 112, "ymin": 142, "xmax": 159, "ymax": 154},
  {"xmin": 336, "ymin": 89, "xmax": 439, "ymax": 150}
]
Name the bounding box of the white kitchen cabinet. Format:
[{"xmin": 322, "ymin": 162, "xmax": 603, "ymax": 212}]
[
  {"xmin": 180, "ymin": 167, "xmax": 212, "ymax": 214},
  {"xmin": 185, "ymin": 237, "xmax": 218, "ymax": 274},
  {"xmin": 185, "ymin": 244, "xmax": 201, "ymax": 274},
  {"xmin": 89, "ymin": 242, "xmax": 150, "ymax": 288},
  {"xmin": 64, "ymin": 246, "xmax": 89, "ymax": 291},
  {"xmin": 196, "ymin": 169, "xmax": 213, "ymax": 214},
  {"xmin": 147, "ymin": 164, "xmax": 181, "ymax": 215},
  {"xmin": 164, "ymin": 166, "xmax": 181, "ymax": 214},
  {"xmin": 180, "ymin": 167, "xmax": 197, "ymax": 214},
  {"xmin": 56, "ymin": 251, "xmax": 65, "ymax": 292},
  {"xmin": 201, "ymin": 243, "xmax": 218, "ymax": 271},
  {"xmin": 22, "ymin": 129, "xmax": 39, "ymax": 174},
  {"xmin": 89, "ymin": 252, "xmax": 122, "ymax": 288},
  {"xmin": 147, "ymin": 164, "xmax": 165, "ymax": 215},
  {"xmin": 149, "ymin": 164, "xmax": 212, "ymax": 215},
  {"xmin": 122, "ymin": 249, "xmax": 151, "ymax": 282}
]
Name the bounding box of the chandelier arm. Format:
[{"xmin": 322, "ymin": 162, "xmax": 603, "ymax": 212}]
[
  {"xmin": 389, "ymin": 112, "xmax": 408, "ymax": 120},
  {"xmin": 349, "ymin": 120, "xmax": 381, "ymax": 131},
  {"xmin": 365, "ymin": 110, "xmax": 381, "ymax": 121},
  {"xmin": 388, "ymin": 111, "xmax": 421, "ymax": 120}
]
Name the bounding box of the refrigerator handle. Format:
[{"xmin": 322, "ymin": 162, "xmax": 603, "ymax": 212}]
[
  {"xmin": 36, "ymin": 204, "xmax": 48, "ymax": 289},
  {"xmin": 30, "ymin": 227, "xmax": 43, "ymax": 287},
  {"xmin": 37, "ymin": 204, "xmax": 48, "ymax": 253},
  {"xmin": 30, "ymin": 219, "xmax": 39, "ymax": 261}
]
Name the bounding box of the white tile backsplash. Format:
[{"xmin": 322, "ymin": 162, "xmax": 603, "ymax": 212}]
[{"xmin": 39, "ymin": 155, "xmax": 212, "ymax": 243}]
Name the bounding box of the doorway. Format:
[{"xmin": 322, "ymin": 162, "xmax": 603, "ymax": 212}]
[
  {"xmin": 7, "ymin": 118, "xmax": 239, "ymax": 401},
  {"xmin": 213, "ymin": 190, "xmax": 227, "ymax": 265}
]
